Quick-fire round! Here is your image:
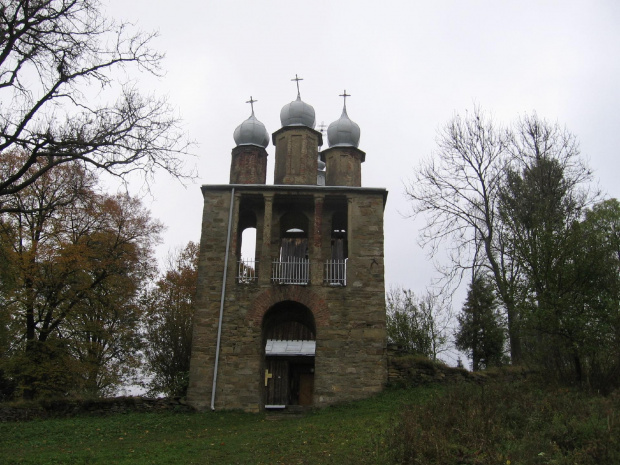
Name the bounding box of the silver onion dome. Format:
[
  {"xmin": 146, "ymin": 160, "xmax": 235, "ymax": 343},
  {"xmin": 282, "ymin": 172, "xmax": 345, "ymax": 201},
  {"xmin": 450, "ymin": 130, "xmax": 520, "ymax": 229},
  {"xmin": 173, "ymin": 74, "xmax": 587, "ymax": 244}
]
[
  {"xmin": 280, "ymin": 95, "xmax": 316, "ymax": 128},
  {"xmin": 327, "ymin": 107, "xmax": 360, "ymax": 148},
  {"xmin": 233, "ymin": 113, "xmax": 269, "ymax": 148}
]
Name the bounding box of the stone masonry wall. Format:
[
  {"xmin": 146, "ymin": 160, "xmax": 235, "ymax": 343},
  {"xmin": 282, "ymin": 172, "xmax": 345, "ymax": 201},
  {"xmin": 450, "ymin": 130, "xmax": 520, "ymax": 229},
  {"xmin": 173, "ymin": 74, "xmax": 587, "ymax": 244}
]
[
  {"xmin": 229, "ymin": 146, "xmax": 267, "ymax": 184},
  {"xmin": 273, "ymin": 127, "xmax": 320, "ymax": 185},
  {"xmin": 322, "ymin": 146, "xmax": 365, "ymax": 187},
  {"xmin": 187, "ymin": 185, "xmax": 388, "ymax": 412},
  {"xmin": 187, "ymin": 189, "xmax": 233, "ymax": 411}
]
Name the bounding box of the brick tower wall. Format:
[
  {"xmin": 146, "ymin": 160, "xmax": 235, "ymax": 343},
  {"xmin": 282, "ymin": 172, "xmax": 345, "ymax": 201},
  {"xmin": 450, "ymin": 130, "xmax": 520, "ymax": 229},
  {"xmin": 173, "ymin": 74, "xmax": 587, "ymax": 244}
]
[
  {"xmin": 321, "ymin": 146, "xmax": 365, "ymax": 187},
  {"xmin": 187, "ymin": 186, "xmax": 387, "ymax": 412},
  {"xmin": 229, "ymin": 146, "xmax": 268, "ymax": 184},
  {"xmin": 272, "ymin": 127, "xmax": 321, "ymax": 185}
]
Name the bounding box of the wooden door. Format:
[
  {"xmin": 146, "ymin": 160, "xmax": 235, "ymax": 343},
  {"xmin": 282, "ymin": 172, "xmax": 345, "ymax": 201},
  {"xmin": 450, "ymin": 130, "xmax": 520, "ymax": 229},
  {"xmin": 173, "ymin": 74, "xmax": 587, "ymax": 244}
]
[
  {"xmin": 298, "ymin": 373, "xmax": 314, "ymax": 406},
  {"xmin": 265, "ymin": 359, "xmax": 288, "ymax": 406}
]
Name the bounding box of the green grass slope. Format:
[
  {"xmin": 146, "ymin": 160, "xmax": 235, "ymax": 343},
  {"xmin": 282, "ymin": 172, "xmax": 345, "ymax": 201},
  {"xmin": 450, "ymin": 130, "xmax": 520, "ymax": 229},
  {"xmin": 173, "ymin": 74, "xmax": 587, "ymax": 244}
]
[
  {"xmin": 0, "ymin": 386, "xmax": 435, "ymax": 465},
  {"xmin": 1, "ymin": 379, "xmax": 618, "ymax": 464}
]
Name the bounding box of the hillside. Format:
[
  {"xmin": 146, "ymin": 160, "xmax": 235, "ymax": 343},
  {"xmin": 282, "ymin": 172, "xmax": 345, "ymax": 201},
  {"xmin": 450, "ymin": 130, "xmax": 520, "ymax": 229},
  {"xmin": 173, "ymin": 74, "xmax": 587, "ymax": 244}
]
[{"xmin": 1, "ymin": 375, "xmax": 618, "ymax": 464}]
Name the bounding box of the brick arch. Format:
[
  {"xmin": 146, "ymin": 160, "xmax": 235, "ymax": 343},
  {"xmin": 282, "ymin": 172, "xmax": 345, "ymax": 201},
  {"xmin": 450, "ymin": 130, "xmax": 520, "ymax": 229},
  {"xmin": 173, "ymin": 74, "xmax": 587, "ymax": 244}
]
[{"xmin": 247, "ymin": 287, "xmax": 329, "ymax": 328}]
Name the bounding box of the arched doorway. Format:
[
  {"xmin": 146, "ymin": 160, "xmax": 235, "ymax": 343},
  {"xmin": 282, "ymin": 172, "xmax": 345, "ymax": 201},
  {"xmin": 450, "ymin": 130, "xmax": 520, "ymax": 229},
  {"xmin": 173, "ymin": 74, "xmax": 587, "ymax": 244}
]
[{"xmin": 262, "ymin": 301, "xmax": 315, "ymax": 408}]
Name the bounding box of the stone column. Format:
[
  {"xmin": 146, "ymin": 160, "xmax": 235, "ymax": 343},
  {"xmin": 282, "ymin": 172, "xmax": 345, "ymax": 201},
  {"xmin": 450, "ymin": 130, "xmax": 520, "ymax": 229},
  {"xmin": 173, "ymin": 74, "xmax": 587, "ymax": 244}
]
[
  {"xmin": 345, "ymin": 196, "xmax": 356, "ymax": 287},
  {"xmin": 346, "ymin": 196, "xmax": 355, "ymax": 256},
  {"xmin": 228, "ymin": 191, "xmax": 242, "ymax": 283},
  {"xmin": 311, "ymin": 194, "xmax": 324, "ymax": 285},
  {"xmin": 259, "ymin": 194, "xmax": 274, "ymax": 284}
]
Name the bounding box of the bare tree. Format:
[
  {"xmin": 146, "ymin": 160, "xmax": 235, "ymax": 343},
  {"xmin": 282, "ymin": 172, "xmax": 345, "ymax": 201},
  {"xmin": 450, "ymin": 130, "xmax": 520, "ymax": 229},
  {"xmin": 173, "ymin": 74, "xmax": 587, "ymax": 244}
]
[
  {"xmin": 386, "ymin": 286, "xmax": 451, "ymax": 361},
  {"xmin": 406, "ymin": 107, "xmax": 523, "ymax": 362},
  {"xmin": 0, "ymin": 0, "xmax": 191, "ymax": 212}
]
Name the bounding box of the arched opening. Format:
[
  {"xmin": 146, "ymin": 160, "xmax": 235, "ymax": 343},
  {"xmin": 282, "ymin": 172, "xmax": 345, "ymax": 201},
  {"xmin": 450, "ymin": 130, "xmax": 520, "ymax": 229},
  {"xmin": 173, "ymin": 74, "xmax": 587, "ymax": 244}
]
[
  {"xmin": 331, "ymin": 210, "xmax": 348, "ymax": 260},
  {"xmin": 237, "ymin": 210, "xmax": 257, "ymax": 283},
  {"xmin": 262, "ymin": 301, "xmax": 315, "ymax": 408},
  {"xmin": 326, "ymin": 210, "xmax": 348, "ymax": 285},
  {"xmin": 241, "ymin": 228, "xmax": 256, "ymax": 261},
  {"xmin": 274, "ymin": 212, "xmax": 310, "ymax": 284}
]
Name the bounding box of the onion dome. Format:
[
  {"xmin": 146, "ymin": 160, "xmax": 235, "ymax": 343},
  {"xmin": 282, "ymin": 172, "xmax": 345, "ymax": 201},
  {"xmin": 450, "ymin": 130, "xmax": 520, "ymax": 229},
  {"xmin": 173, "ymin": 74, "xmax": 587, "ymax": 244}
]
[
  {"xmin": 233, "ymin": 100, "xmax": 269, "ymax": 148},
  {"xmin": 280, "ymin": 95, "xmax": 316, "ymax": 128},
  {"xmin": 327, "ymin": 106, "xmax": 360, "ymax": 148}
]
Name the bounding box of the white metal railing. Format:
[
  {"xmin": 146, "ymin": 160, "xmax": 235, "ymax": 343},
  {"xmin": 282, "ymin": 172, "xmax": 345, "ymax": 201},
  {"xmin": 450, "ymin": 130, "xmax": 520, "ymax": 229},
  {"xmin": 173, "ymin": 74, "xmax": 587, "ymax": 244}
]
[
  {"xmin": 324, "ymin": 259, "xmax": 347, "ymax": 286},
  {"xmin": 272, "ymin": 258, "xmax": 310, "ymax": 284},
  {"xmin": 237, "ymin": 259, "xmax": 258, "ymax": 283}
]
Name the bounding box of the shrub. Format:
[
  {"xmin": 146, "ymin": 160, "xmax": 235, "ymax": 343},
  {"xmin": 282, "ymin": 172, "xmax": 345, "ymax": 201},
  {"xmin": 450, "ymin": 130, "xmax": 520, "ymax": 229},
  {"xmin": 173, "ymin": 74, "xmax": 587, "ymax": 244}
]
[{"xmin": 384, "ymin": 380, "xmax": 620, "ymax": 464}]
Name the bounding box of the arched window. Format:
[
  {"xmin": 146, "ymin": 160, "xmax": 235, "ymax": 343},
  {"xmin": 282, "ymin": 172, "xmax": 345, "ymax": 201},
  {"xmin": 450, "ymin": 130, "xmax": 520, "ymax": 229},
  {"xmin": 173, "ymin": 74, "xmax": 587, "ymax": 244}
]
[
  {"xmin": 241, "ymin": 227, "xmax": 256, "ymax": 262},
  {"xmin": 273, "ymin": 212, "xmax": 309, "ymax": 284},
  {"xmin": 237, "ymin": 210, "xmax": 257, "ymax": 283},
  {"xmin": 325, "ymin": 211, "xmax": 347, "ymax": 285},
  {"xmin": 330, "ymin": 211, "xmax": 348, "ymax": 261}
]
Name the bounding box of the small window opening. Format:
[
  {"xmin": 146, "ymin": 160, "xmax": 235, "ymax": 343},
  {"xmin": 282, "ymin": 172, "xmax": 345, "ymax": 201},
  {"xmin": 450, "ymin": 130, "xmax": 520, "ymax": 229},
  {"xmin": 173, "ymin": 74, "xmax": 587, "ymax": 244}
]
[
  {"xmin": 237, "ymin": 206, "xmax": 257, "ymax": 283},
  {"xmin": 241, "ymin": 227, "xmax": 257, "ymax": 261},
  {"xmin": 238, "ymin": 227, "xmax": 257, "ymax": 283},
  {"xmin": 326, "ymin": 211, "xmax": 347, "ymax": 286}
]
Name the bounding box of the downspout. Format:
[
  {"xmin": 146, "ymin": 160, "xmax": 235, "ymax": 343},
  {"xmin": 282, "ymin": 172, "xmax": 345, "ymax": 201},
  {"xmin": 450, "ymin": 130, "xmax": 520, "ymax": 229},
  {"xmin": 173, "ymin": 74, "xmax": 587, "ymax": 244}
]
[{"xmin": 211, "ymin": 187, "xmax": 235, "ymax": 411}]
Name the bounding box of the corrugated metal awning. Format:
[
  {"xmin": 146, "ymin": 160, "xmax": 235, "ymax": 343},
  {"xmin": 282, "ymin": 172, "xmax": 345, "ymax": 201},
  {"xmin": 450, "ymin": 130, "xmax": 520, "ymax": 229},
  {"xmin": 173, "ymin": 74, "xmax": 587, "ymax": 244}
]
[{"xmin": 265, "ymin": 339, "xmax": 316, "ymax": 356}]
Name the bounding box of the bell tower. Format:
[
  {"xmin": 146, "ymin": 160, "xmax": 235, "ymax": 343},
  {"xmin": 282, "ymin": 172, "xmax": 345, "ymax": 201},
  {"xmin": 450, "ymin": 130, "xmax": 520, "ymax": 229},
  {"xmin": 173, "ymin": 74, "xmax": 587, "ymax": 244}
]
[{"xmin": 188, "ymin": 79, "xmax": 388, "ymax": 413}]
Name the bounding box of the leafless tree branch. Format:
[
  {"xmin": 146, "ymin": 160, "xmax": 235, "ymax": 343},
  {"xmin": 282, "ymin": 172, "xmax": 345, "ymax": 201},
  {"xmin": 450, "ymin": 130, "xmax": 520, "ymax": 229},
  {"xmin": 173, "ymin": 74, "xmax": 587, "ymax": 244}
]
[{"xmin": 0, "ymin": 0, "xmax": 194, "ymax": 212}]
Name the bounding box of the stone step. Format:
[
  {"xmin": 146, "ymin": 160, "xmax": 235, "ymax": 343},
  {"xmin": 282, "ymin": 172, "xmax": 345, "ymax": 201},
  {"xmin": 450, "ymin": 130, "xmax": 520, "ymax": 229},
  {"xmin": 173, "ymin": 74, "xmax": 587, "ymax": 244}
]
[{"xmin": 264, "ymin": 405, "xmax": 311, "ymax": 420}]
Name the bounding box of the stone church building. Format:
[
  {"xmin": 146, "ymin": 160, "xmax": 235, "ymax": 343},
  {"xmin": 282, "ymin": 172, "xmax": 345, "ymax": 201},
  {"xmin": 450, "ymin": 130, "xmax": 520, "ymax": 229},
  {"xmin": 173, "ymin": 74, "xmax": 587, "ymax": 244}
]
[{"xmin": 187, "ymin": 82, "xmax": 388, "ymax": 412}]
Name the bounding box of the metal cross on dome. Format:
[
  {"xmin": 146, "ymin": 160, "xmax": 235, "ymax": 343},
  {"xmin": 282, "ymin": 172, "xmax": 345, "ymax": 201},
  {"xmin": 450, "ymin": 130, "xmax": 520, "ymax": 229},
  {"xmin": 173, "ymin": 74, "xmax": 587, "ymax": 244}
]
[
  {"xmin": 291, "ymin": 74, "xmax": 304, "ymax": 98},
  {"xmin": 246, "ymin": 96, "xmax": 257, "ymax": 115},
  {"xmin": 339, "ymin": 90, "xmax": 351, "ymax": 109}
]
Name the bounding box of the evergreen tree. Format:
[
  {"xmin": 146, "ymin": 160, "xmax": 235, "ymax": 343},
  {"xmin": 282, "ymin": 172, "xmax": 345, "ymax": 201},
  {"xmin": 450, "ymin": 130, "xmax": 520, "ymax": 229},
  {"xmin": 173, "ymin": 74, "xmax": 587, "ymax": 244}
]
[
  {"xmin": 498, "ymin": 145, "xmax": 616, "ymax": 385},
  {"xmin": 455, "ymin": 275, "xmax": 505, "ymax": 371}
]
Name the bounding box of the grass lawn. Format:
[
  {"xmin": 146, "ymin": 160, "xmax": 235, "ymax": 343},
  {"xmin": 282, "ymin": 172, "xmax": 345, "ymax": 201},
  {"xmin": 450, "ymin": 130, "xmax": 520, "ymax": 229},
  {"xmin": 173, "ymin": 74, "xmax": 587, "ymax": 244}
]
[
  {"xmin": 0, "ymin": 386, "xmax": 437, "ymax": 465},
  {"xmin": 3, "ymin": 379, "xmax": 618, "ymax": 464}
]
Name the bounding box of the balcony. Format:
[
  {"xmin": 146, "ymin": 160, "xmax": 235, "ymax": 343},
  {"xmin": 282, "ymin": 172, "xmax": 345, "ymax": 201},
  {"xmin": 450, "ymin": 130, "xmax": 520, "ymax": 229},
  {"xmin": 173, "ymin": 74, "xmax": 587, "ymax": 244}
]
[
  {"xmin": 239, "ymin": 257, "xmax": 347, "ymax": 287},
  {"xmin": 271, "ymin": 258, "xmax": 310, "ymax": 285},
  {"xmin": 237, "ymin": 259, "xmax": 258, "ymax": 283},
  {"xmin": 324, "ymin": 259, "xmax": 347, "ymax": 286}
]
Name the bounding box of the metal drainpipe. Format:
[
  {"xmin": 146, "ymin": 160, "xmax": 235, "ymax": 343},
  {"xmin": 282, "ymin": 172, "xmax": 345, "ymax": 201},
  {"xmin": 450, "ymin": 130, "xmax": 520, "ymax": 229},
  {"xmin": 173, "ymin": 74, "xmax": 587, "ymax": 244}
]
[{"xmin": 211, "ymin": 187, "xmax": 235, "ymax": 411}]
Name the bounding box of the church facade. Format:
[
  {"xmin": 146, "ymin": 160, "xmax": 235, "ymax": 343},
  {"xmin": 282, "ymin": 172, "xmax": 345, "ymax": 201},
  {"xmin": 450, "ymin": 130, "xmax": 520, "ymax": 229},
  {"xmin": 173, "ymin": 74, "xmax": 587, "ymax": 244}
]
[{"xmin": 187, "ymin": 83, "xmax": 388, "ymax": 412}]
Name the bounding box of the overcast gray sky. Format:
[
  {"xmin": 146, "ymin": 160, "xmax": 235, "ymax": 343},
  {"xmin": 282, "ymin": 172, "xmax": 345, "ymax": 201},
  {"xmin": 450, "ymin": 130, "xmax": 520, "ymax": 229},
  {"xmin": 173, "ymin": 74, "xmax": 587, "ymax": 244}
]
[{"xmin": 107, "ymin": 0, "xmax": 620, "ymax": 353}]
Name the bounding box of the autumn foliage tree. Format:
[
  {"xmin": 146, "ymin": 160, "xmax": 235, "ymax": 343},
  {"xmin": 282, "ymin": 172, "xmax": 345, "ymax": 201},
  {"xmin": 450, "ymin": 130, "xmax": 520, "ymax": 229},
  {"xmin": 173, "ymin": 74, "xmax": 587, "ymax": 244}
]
[
  {"xmin": 0, "ymin": 152, "xmax": 162, "ymax": 398},
  {"xmin": 142, "ymin": 241, "xmax": 198, "ymax": 397}
]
